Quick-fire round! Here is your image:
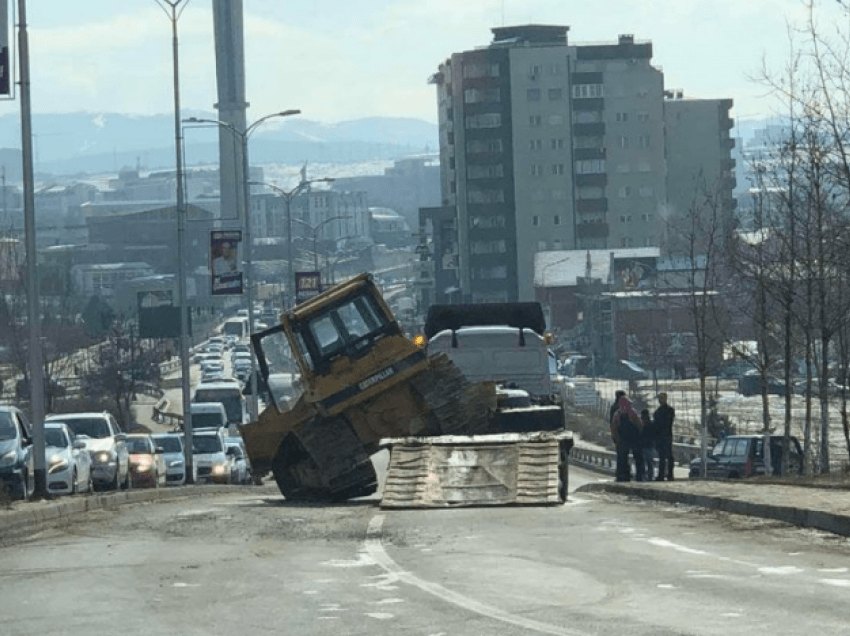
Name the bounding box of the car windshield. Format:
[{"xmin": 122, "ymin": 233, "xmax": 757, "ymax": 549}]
[
  {"xmin": 126, "ymin": 437, "xmax": 152, "ymax": 453},
  {"xmin": 57, "ymin": 417, "xmax": 111, "ymax": 439},
  {"xmin": 192, "ymin": 436, "xmax": 223, "ymax": 454},
  {"xmin": 193, "ymin": 412, "xmax": 224, "ymax": 429},
  {"xmin": 0, "ymin": 414, "xmax": 15, "ymax": 440},
  {"xmin": 45, "ymin": 428, "xmax": 68, "ymax": 448},
  {"xmin": 153, "ymin": 436, "xmax": 182, "ymax": 453}
]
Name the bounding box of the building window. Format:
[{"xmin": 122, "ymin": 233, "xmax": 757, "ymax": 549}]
[
  {"xmin": 470, "ymin": 239, "xmax": 508, "ymax": 254},
  {"xmin": 618, "ymin": 186, "xmax": 632, "ymax": 198},
  {"xmin": 551, "ymin": 138, "xmax": 565, "ymax": 150},
  {"xmin": 464, "ymin": 88, "xmax": 501, "ymax": 103},
  {"xmin": 572, "ymin": 84, "xmax": 604, "ymax": 98},
  {"xmin": 551, "ymin": 163, "xmax": 565, "ymax": 175},
  {"xmin": 641, "ymin": 213, "xmax": 654, "ymax": 222},
  {"xmin": 574, "ymin": 135, "xmax": 603, "ymax": 149},
  {"xmin": 618, "ymin": 136, "xmax": 629, "ymax": 149},
  {"xmin": 575, "ymin": 159, "xmax": 606, "ymax": 174},
  {"xmin": 637, "ymin": 112, "xmax": 650, "ymax": 122},
  {"xmin": 532, "ymin": 216, "xmax": 540, "ymax": 227},
  {"xmin": 548, "ymin": 88, "xmax": 563, "ymax": 101},
  {"xmin": 467, "ymin": 188, "xmax": 505, "ymax": 203},
  {"xmin": 527, "ymin": 88, "xmax": 541, "ymax": 101},
  {"xmin": 550, "ymin": 63, "xmax": 563, "ymax": 75},
  {"xmin": 615, "ymin": 112, "xmax": 629, "ymax": 122},
  {"xmin": 554, "ymin": 215, "xmax": 561, "ymax": 225},
  {"xmin": 537, "ymin": 241, "xmax": 548, "ymax": 251},
  {"xmin": 470, "ymin": 215, "xmax": 506, "ymax": 229},
  {"xmin": 529, "ymin": 64, "xmax": 543, "ymax": 79},
  {"xmin": 529, "ymin": 139, "xmax": 543, "ymax": 151},
  {"xmin": 573, "ymin": 110, "xmax": 602, "ymax": 124},
  {"xmin": 638, "ymin": 134, "xmax": 651, "ymax": 148},
  {"xmin": 548, "ymin": 114, "xmax": 564, "ymax": 126},
  {"xmin": 472, "ymin": 265, "xmax": 508, "ymax": 280},
  {"xmin": 529, "ymin": 114, "xmax": 542, "ymax": 127},
  {"xmin": 530, "ymin": 164, "xmax": 543, "ymax": 177},
  {"xmin": 616, "ymin": 163, "xmax": 631, "ymax": 173},
  {"xmin": 577, "ymin": 186, "xmax": 604, "ymax": 199},
  {"xmin": 639, "ymin": 186, "xmax": 654, "ymax": 197},
  {"xmin": 463, "ymin": 62, "xmax": 500, "ymax": 78},
  {"xmin": 467, "ymin": 139, "xmax": 504, "ymax": 154},
  {"xmin": 467, "ymin": 164, "xmax": 504, "ymax": 179},
  {"xmin": 638, "ymin": 162, "xmax": 652, "ymax": 173},
  {"xmin": 465, "ymin": 113, "xmax": 502, "ymax": 129}
]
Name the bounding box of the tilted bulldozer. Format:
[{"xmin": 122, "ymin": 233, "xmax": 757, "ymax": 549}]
[{"xmin": 240, "ymin": 273, "xmax": 570, "ymax": 504}]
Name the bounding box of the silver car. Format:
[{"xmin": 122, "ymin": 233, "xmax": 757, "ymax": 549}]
[
  {"xmin": 152, "ymin": 433, "xmax": 187, "ymax": 486},
  {"xmin": 45, "ymin": 422, "xmax": 93, "ymax": 495}
]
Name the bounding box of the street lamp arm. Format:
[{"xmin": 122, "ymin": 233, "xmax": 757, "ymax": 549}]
[{"xmin": 246, "ymin": 110, "xmax": 301, "ymax": 138}]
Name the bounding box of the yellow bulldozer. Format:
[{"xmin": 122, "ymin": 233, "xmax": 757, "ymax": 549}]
[{"xmin": 240, "ymin": 273, "xmax": 571, "ymax": 504}]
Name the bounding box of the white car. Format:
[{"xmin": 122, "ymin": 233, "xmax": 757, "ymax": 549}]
[
  {"xmin": 45, "ymin": 422, "xmax": 93, "ymax": 495},
  {"xmin": 45, "ymin": 412, "xmax": 130, "ymax": 491},
  {"xmin": 225, "ymin": 438, "xmax": 250, "ymax": 484}
]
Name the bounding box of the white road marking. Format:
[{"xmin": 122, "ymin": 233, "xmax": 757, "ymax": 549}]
[
  {"xmin": 758, "ymin": 566, "xmax": 804, "ymax": 575},
  {"xmin": 373, "ymin": 598, "xmax": 405, "ymax": 605},
  {"xmin": 172, "ymin": 582, "xmax": 200, "ymax": 588},
  {"xmin": 646, "ymin": 537, "xmax": 708, "ymax": 556},
  {"xmin": 820, "ymin": 578, "xmax": 850, "ymax": 587},
  {"xmin": 819, "ymin": 567, "xmax": 849, "ymax": 573},
  {"xmin": 365, "ymin": 514, "xmax": 593, "ymax": 636},
  {"xmin": 365, "ymin": 612, "xmax": 394, "ymax": 620}
]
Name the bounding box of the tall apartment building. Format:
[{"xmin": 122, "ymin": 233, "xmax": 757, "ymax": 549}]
[
  {"xmin": 430, "ymin": 25, "xmax": 731, "ymax": 303},
  {"xmin": 663, "ymin": 96, "xmax": 737, "ymax": 242}
]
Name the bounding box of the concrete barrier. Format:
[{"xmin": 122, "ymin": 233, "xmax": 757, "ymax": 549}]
[{"xmin": 0, "ymin": 483, "xmax": 274, "ymax": 546}]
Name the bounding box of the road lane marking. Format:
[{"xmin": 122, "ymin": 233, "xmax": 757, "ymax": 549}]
[{"xmin": 365, "ymin": 514, "xmax": 592, "ymax": 636}]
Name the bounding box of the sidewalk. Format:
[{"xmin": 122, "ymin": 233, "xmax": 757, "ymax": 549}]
[{"xmin": 577, "ymin": 478, "xmax": 850, "ymax": 537}]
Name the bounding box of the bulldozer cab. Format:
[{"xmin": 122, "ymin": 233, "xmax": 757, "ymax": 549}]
[{"xmin": 251, "ymin": 273, "xmax": 411, "ymax": 414}]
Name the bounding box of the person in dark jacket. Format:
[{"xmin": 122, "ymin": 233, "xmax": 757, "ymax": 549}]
[
  {"xmin": 653, "ymin": 392, "xmax": 676, "ymax": 481},
  {"xmin": 611, "ymin": 395, "xmax": 644, "ymax": 482},
  {"xmin": 640, "ymin": 408, "xmax": 657, "ymax": 481}
]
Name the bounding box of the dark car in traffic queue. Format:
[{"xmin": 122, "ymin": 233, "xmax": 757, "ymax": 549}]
[
  {"xmin": 689, "ymin": 434, "xmax": 804, "ymax": 480},
  {"xmin": 0, "ymin": 406, "xmax": 34, "ymax": 500}
]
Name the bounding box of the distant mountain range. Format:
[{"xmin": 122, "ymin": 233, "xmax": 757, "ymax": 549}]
[{"xmin": 0, "ymin": 112, "xmax": 439, "ymax": 179}]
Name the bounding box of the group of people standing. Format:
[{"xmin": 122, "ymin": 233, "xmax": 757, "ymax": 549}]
[{"xmin": 609, "ymin": 390, "xmax": 676, "ymax": 482}]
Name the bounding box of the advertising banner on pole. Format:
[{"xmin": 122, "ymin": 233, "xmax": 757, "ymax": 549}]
[
  {"xmin": 0, "ymin": 1, "xmax": 8, "ymax": 96},
  {"xmin": 210, "ymin": 230, "xmax": 242, "ymax": 296},
  {"xmin": 295, "ymin": 271, "xmax": 322, "ymax": 305},
  {"xmin": 138, "ymin": 289, "xmax": 190, "ymax": 338}
]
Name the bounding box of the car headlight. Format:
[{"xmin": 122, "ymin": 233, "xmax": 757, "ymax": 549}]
[
  {"xmin": 92, "ymin": 451, "xmax": 114, "ymax": 464},
  {"xmin": 132, "ymin": 456, "xmax": 153, "ymax": 471},
  {"xmin": 212, "ymin": 463, "xmax": 228, "ymax": 475},
  {"xmin": 48, "ymin": 456, "xmax": 69, "ymax": 474},
  {"xmin": 0, "ymin": 450, "xmax": 17, "ymax": 467}
]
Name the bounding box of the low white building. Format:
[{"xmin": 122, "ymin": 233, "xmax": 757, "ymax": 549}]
[{"xmin": 71, "ymin": 262, "xmax": 155, "ymax": 300}]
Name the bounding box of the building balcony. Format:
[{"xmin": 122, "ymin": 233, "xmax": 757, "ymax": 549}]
[
  {"xmin": 574, "ymin": 147, "xmax": 606, "ymax": 161},
  {"xmin": 575, "ymin": 173, "xmax": 608, "ymax": 188},
  {"xmin": 572, "ymin": 122, "xmax": 605, "ymax": 137},
  {"xmin": 572, "ymin": 97, "xmax": 605, "ymax": 112},
  {"xmin": 576, "ymin": 220, "xmax": 609, "ymax": 239},
  {"xmin": 576, "ymin": 197, "xmax": 608, "ymax": 213}
]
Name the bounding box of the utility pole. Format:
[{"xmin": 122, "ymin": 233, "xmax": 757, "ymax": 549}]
[
  {"xmin": 17, "ymin": 0, "xmax": 46, "ymax": 499},
  {"xmin": 157, "ymin": 0, "xmax": 193, "ymax": 482}
]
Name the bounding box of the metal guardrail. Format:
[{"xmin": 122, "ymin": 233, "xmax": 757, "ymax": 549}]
[{"xmin": 570, "ymin": 442, "xmax": 701, "ymax": 476}]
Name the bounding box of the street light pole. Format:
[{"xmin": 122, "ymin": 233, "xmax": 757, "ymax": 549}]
[
  {"xmin": 249, "ymin": 178, "xmax": 334, "ymax": 309},
  {"xmin": 291, "ymin": 216, "xmax": 352, "ymax": 288},
  {"xmin": 183, "ymin": 111, "xmax": 300, "ymax": 421},
  {"xmin": 157, "ymin": 0, "xmax": 194, "ymax": 482}
]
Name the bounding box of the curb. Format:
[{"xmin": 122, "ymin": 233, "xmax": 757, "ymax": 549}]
[
  {"xmin": 577, "ymin": 482, "xmax": 850, "ymax": 538},
  {"xmin": 0, "ymin": 484, "xmax": 274, "ymax": 545}
]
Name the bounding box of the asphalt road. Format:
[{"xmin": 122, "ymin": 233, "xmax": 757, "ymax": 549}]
[{"xmin": 2, "ymin": 466, "xmax": 849, "ymax": 636}]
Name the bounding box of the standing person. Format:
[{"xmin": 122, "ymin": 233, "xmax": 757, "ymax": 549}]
[
  {"xmin": 611, "ymin": 395, "xmax": 645, "ymax": 482},
  {"xmin": 640, "ymin": 408, "xmax": 657, "ymax": 481},
  {"xmin": 653, "ymin": 392, "xmax": 676, "ymax": 481},
  {"xmin": 609, "ymin": 389, "xmax": 626, "ymax": 454}
]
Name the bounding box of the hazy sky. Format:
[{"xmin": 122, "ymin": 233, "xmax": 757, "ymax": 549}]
[{"xmin": 3, "ymin": 0, "xmax": 844, "ymax": 126}]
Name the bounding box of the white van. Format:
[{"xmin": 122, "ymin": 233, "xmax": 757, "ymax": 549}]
[
  {"xmin": 189, "ymin": 402, "xmax": 228, "ymax": 431},
  {"xmin": 192, "ymin": 381, "xmax": 245, "ymax": 427}
]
